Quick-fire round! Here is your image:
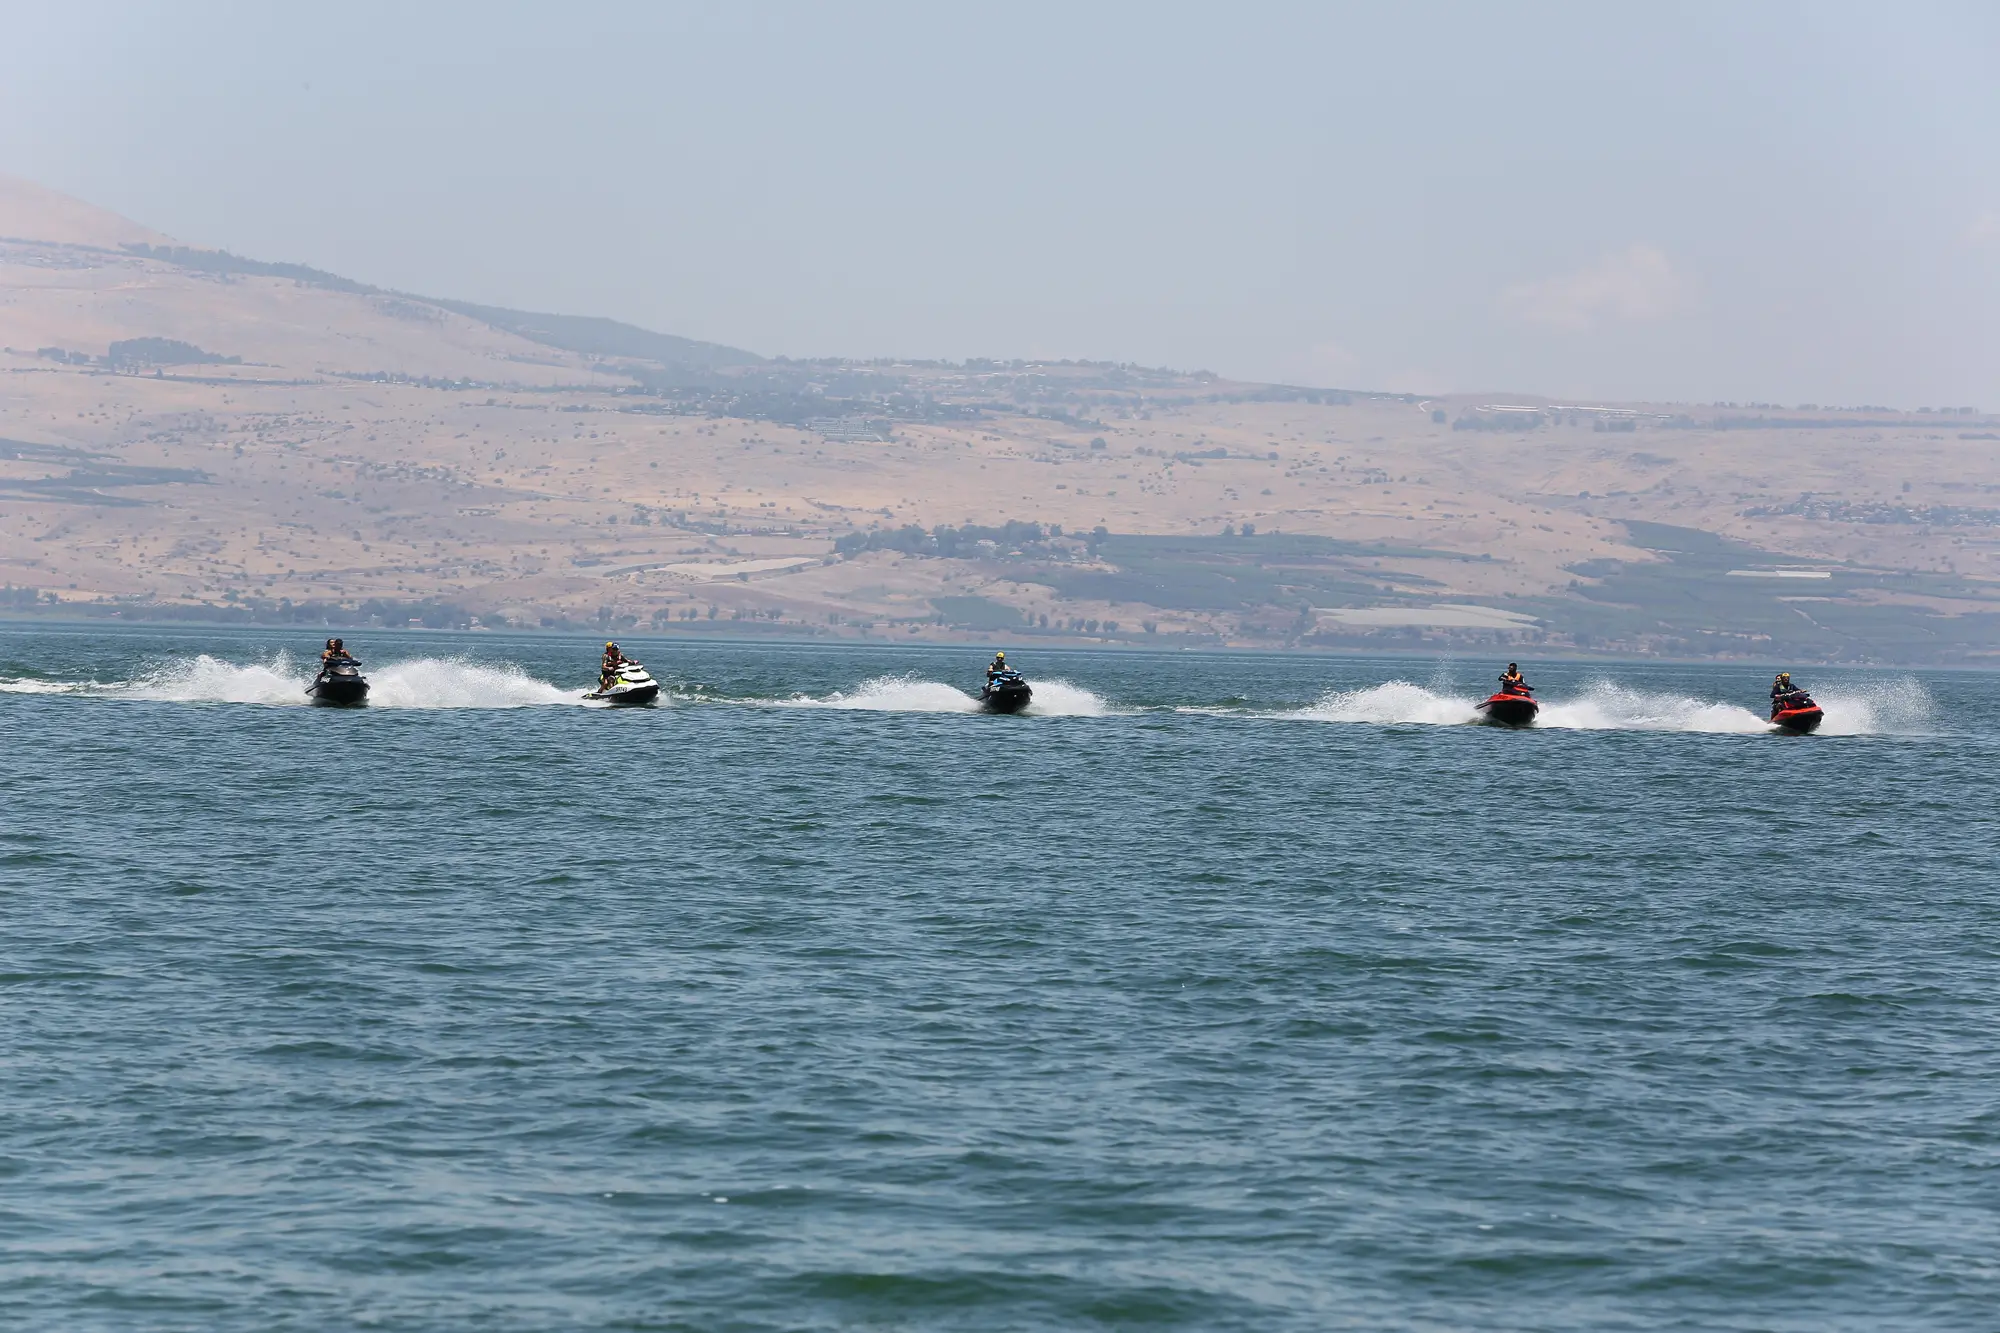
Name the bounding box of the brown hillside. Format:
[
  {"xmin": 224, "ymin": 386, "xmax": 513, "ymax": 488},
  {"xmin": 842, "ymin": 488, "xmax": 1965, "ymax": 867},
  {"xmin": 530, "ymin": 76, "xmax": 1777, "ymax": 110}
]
[{"xmin": 2, "ymin": 178, "xmax": 1997, "ymax": 662}]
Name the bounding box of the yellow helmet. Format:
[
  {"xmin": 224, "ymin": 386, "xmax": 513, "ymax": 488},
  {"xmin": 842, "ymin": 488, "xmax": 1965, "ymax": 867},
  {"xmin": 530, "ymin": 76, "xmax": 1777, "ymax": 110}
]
[
  {"xmin": 995, "ymin": 651, "xmax": 1005, "ymax": 659},
  {"xmin": 606, "ymin": 641, "xmax": 617, "ymax": 649}
]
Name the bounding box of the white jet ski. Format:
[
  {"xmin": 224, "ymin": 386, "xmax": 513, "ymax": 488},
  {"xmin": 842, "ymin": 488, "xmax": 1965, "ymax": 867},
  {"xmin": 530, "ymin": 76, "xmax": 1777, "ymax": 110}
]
[{"xmin": 585, "ymin": 660, "xmax": 660, "ymax": 706}]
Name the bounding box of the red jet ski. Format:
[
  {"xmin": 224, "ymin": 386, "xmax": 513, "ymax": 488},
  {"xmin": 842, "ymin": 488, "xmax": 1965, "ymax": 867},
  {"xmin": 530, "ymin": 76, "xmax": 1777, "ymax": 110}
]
[
  {"xmin": 1477, "ymin": 686, "xmax": 1539, "ymax": 727},
  {"xmin": 1769, "ymin": 689, "xmax": 1823, "ymax": 734}
]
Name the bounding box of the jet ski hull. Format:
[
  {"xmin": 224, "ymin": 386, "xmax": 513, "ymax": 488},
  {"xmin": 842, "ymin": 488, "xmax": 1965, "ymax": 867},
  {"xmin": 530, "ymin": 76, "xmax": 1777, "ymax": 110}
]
[
  {"xmin": 307, "ymin": 673, "xmax": 369, "ymax": 706},
  {"xmin": 586, "ymin": 663, "xmax": 660, "ymax": 706},
  {"xmin": 587, "ymin": 682, "xmax": 660, "ymax": 706},
  {"xmin": 1476, "ymin": 691, "xmax": 1538, "ymax": 726},
  {"xmin": 980, "ymin": 677, "xmax": 1033, "ymax": 714},
  {"xmin": 1771, "ymin": 705, "xmax": 1823, "ymax": 734}
]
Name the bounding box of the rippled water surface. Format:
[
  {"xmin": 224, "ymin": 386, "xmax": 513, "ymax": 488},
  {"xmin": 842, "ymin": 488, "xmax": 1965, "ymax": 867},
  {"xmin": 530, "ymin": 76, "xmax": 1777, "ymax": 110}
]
[{"xmin": 4, "ymin": 624, "xmax": 1998, "ymax": 1330}]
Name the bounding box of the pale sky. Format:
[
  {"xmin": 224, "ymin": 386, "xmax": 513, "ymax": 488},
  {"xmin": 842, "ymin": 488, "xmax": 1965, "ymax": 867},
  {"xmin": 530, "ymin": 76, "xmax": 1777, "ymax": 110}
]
[{"xmin": 3, "ymin": 2, "xmax": 1996, "ymax": 406}]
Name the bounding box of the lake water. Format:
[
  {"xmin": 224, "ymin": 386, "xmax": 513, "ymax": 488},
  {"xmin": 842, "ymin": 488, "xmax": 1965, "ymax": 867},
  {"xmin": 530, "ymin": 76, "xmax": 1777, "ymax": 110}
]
[{"xmin": 3, "ymin": 624, "xmax": 1995, "ymax": 1330}]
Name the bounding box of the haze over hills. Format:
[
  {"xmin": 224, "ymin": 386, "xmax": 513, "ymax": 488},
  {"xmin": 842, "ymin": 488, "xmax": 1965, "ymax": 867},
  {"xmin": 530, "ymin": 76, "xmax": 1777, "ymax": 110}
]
[{"xmin": 4, "ymin": 176, "xmax": 1999, "ymax": 663}]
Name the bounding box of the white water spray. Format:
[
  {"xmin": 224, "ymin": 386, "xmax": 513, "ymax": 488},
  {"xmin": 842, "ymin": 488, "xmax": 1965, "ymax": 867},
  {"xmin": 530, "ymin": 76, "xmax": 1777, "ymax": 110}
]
[
  {"xmin": 26, "ymin": 653, "xmax": 584, "ymax": 709},
  {"xmin": 794, "ymin": 674, "xmax": 981, "ymax": 713},
  {"xmin": 1292, "ymin": 681, "xmax": 1479, "ymax": 726},
  {"xmin": 1534, "ymin": 681, "xmax": 1769, "ymax": 733},
  {"xmin": 128, "ymin": 653, "xmax": 311, "ymax": 706},
  {"xmin": 0, "ymin": 676, "xmax": 101, "ymax": 696},
  {"xmin": 784, "ymin": 672, "xmax": 1112, "ymax": 716},
  {"xmin": 364, "ymin": 658, "xmax": 580, "ymax": 709},
  {"xmin": 1022, "ymin": 679, "xmax": 1112, "ymax": 717},
  {"xmin": 1811, "ymin": 677, "xmax": 1935, "ymax": 736}
]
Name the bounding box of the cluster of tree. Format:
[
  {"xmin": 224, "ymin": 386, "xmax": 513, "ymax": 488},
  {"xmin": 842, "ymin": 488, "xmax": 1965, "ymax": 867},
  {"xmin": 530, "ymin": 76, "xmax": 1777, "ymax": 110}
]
[
  {"xmin": 107, "ymin": 338, "xmax": 240, "ymax": 367},
  {"xmin": 35, "ymin": 339, "xmax": 240, "ymax": 369},
  {"xmin": 334, "ymin": 370, "xmax": 508, "ymax": 391},
  {"xmin": 121, "ymin": 242, "xmax": 371, "ymax": 293},
  {"xmin": 1453, "ymin": 412, "xmax": 1545, "ymax": 431},
  {"xmin": 654, "ymin": 605, "xmax": 722, "ymax": 625},
  {"xmin": 1742, "ymin": 498, "xmax": 2000, "ymax": 528},
  {"xmin": 624, "ymin": 375, "xmax": 988, "ymax": 429},
  {"xmin": 835, "ymin": 521, "xmax": 1108, "ymax": 559}
]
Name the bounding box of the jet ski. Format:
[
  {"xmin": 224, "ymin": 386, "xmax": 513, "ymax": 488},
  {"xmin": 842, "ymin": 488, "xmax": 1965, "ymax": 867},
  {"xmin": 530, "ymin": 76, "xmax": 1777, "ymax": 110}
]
[
  {"xmin": 586, "ymin": 660, "xmax": 660, "ymax": 706},
  {"xmin": 1769, "ymin": 689, "xmax": 1823, "ymax": 734},
  {"xmin": 1476, "ymin": 688, "xmax": 1539, "ymax": 727},
  {"xmin": 306, "ymin": 656, "xmax": 369, "ymax": 706},
  {"xmin": 979, "ymin": 669, "xmax": 1033, "ymax": 714}
]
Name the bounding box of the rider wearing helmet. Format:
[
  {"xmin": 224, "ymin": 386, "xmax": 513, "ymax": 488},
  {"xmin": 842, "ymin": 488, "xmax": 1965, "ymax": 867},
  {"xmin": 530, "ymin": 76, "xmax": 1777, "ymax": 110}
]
[
  {"xmin": 1771, "ymin": 671, "xmax": 1802, "ymax": 716},
  {"xmin": 986, "ymin": 650, "xmax": 1008, "ymax": 684},
  {"xmin": 600, "ymin": 641, "xmax": 626, "ymax": 692}
]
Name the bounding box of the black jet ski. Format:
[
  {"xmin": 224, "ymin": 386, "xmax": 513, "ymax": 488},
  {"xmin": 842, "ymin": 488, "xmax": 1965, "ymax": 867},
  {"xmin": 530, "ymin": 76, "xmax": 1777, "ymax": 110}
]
[
  {"xmin": 980, "ymin": 669, "xmax": 1032, "ymax": 714},
  {"xmin": 586, "ymin": 660, "xmax": 660, "ymax": 706},
  {"xmin": 1770, "ymin": 689, "xmax": 1823, "ymax": 734},
  {"xmin": 307, "ymin": 656, "xmax": 369, "ymax": 706},
  {"xmin": 1476, "ymin": 686, "xmax": 1538, "ymax": 727}
]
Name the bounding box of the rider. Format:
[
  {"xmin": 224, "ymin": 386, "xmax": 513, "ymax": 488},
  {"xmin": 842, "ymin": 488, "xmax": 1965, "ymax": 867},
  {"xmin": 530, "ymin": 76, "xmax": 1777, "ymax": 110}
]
[
  {"xmin": 320, "ymin": 637, "xmax": 351, "ymax": 666},
  {"xmin": 986, "ymin": 651, "xmax": 1009, "ymax": 685},
  {"xmin": 600, "ymin": 641, "xmax": 626, "ymax": 691},
  {"xmin": 1498, "ymin": 662, "xmax": 1531, "ymax": 695},
  {"xmin": 1770, "ymin": 671, "xmax": 1802, "ymax": 715}
]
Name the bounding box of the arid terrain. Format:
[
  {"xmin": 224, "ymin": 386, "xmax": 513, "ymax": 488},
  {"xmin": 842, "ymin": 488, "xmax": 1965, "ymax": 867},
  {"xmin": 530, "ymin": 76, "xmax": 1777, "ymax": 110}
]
[{"xmin": 5, "ymin": 176, "xmax": 1998, "ymax": 662}]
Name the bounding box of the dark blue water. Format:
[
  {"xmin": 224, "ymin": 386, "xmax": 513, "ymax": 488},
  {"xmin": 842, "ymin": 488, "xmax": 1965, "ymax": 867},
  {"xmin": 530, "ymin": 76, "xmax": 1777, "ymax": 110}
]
[{"xmin": 4, "ymin": 624, "xmax": 1997, "ymax": 1330}]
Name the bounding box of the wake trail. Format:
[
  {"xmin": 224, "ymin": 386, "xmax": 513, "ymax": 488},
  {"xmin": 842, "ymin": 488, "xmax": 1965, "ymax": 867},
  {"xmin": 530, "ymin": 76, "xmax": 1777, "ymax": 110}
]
[
  {"xmin": 1023, "ymin": 679, "xmax": 1112, "ymax": 717},
  {"xmin": 1535, "ymin": 681, "xmax": 1768, "ymax": 733},
  {"xmin": 129, "ymin": 653, "xmax": 309, "ymax": 705},
  {"xmin": 0, "ymin": 676, "xmax": 107, "ymax": 696},
  {"xmin": 1290, "ymin": 681, "xmax": 1479, "ymax": 726},
  {"xmin": 786, "ymin": 674, "xmax": 981, "ymax": 713},
  {"xmin": 1281, "ymin": 676, "xmax": 1934, "ymax": 735},
  {"xmin": 1810, "ymin": 677, "xmax": 1935, "ymax": 736},
  {"xmin": 365, "ymin": 659, "xmax": 581, "ymax": 709},
  {"xmin": 780, "ymin": 673, "xmax": 1115, "ymax": 716},
  {"xmin": 13, "ymin": 654, "xmax": 584, "ymax": 709}
]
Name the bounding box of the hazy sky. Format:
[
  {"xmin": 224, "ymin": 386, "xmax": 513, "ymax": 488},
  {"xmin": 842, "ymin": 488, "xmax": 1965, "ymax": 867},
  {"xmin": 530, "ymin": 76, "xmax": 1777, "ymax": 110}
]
[{"xmin": 4, "ymin": 2, "xmax": 1997, "ymax": 406}]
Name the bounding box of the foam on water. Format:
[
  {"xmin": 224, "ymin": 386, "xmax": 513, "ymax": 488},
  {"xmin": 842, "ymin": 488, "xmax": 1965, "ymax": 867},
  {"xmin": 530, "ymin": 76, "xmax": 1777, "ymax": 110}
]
[
  {"xmin": 1812, "ymin": 676, "xmax": 1935, "ymax": 736},
  {"xmin": 1536, "ymin": 681, "xmax": 1769, "ymax": 733},
  {"xmin": 365, "ymin": 658, "xmax": 581, "ymax": 709},
  {"xmin": 1022, "ymin": 678, "xmax": 1112, "ymax": 717},
  {"xmin": 33, "ymin": 653, "xmax": 581, "ymax": 709},
  {"xmin": 1292, "ymin": 680, "xmax": 1479, "ymax": 726},
  {"xmin": 795, "ymin": 674, "xmax": 981, "ymax": 712},
  {"xmin": 783, "ymin": 673, "xmax": 1110, "ymax": 716},
  {"xmin": 0, "ymin": 676, "xmax": 99, "ymax": 695},
  {"xmin": 126, "ymin": 653, "xmax": 311, "ymax": 705}
]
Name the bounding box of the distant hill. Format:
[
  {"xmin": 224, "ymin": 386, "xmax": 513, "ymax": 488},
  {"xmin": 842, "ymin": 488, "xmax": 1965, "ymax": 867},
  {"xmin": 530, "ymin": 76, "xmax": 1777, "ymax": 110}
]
[
  {"xmin": 0, "ymin": 175, "xmax": 174, "ymax": 249},
  {"xmin": 419, "ymin": 299, "xmax": 761, "ymax": 368},
  {"xmin": 1, "ymin": 175, "xmax": 760, "ymax": 371},
  {"xmin": 113, "ymin": 244, "xmax": 762, "ymax": 370}
]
